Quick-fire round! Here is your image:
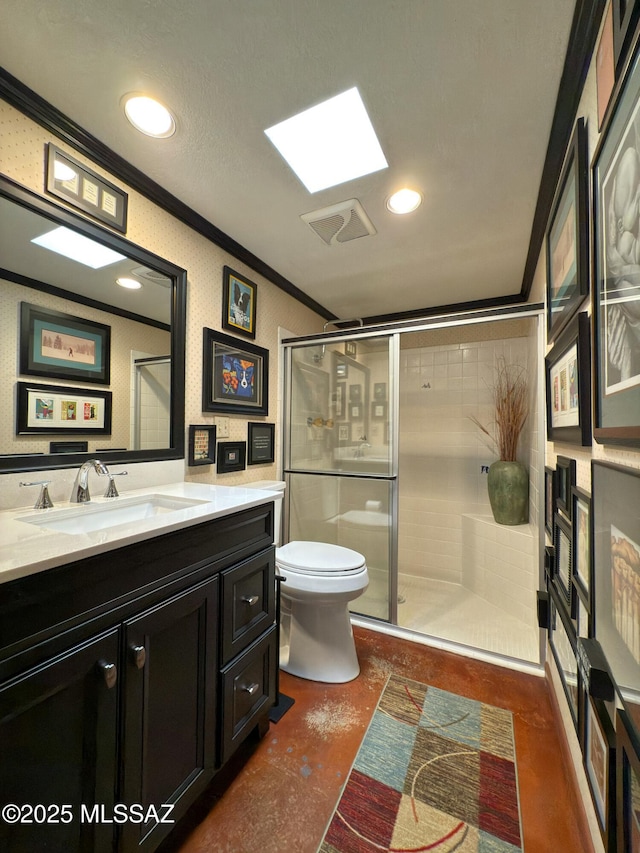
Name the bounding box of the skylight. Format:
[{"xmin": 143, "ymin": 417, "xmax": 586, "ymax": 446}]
[
  {"xmin": 264, "ymin": 87, "xmax": 388, "ymax": 193},
  {"xmin": 31, "ymin": 227, "xmax": 127, "ymax": 269}
]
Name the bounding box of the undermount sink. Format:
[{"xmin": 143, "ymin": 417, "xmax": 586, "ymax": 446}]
[{"xmin": 17, "ymin": 494, "xmax": 209, "ymax": 535}]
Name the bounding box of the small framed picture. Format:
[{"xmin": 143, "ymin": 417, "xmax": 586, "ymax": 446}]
[
  {"xmin": 545, "ymin": 466, "xmax": 556, "ymax": 537},
  {"xmin": 553, "ymin": 511, "xmax": 575, "ymax": 617},
  {"xmin": 374, "ymin": 382, "xmax": 387, "ymax": 401},
  {"xmin": 349, "ymin": 402, "xmax": 362, "ymax": 420},
  {"xmin": 338, "ymin": 424, "xmax": 350, "ymax": 442},
  {"xmin": 556, "ymin": 455, "xmax": 576, "ymax": 520},
  {"xmin": 188, "ymin": 424, "xmax": 216, "ymax": 466},
  {"xmin": 222, "ymin": 266, "xmax": 257, "ymax": 339},
  {"xmin": 345, "ymin": 341, "xmax": 357, "ymax": 357},
  {"xmin": 247, "ymin": 422, "xmax": 275, "ymax": 465},
  {"xmin": 545, "ymin": 312, "xmax": 591, "ymax": 446},
  {"xmin": 336, "ymin": 360, "xmax": 348, "ymax": 379},
  {"xmin": 572, "ymin": 486, "xmax": 592, "ymax": 610},
  {"xmin": 349, "ymin": 384, "xmax": 362, "ymax": 402},
  {"xmin": 548, "ymin": 589, "xmax": 579, "ymax": 730},
  {"xmin": 371, "ymin": 401, "xmax": 387, "ymax": 420},
  {"xmin": 216, "ymin": 441, "xmax": 246, "ymax": 474},
  {"xmin": 333, "ymin": 382, "xmax": 346, "ymax": 420},
  {"xmin": 583, "ymin": 696, "xmax": 616, "ymax": 849}
]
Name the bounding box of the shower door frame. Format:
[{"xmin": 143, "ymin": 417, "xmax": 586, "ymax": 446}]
[
  {"xmin": 282, "ymin": 330, "xmax": 400, "ymax": 624},
  {"xmin": 282, "ymin": 302, "xmax": 545, "ymax": 651}
]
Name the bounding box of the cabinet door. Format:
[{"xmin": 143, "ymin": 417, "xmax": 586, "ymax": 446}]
[
  {"xmin": 120, "ymin": 575, "xmax": 218, "ymax": 853},
  {"xmin": 0, "ymin": 628, "xmax": 119, "ymax": 853}
]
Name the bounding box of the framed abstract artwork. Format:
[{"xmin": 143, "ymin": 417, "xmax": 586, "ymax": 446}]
[
  {"xmin": 545, "ymin": 117, "xmax": 589, "ymax": 342},
  {"xmin": 202, "ymin": 328, "xmax": 268, "ymax": 416},
  {"xmin": 592, "ymin": 40, "xmax": 640, "ymax": 447}
]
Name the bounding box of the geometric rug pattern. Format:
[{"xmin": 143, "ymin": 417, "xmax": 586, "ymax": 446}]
[{"xmin": 318, "ymin": 674, "xmax": 523, "ymax": 852}]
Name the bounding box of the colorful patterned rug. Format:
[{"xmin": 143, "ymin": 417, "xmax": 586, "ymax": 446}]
[{"xmin": 318, "ymin": 674, "xmax": 523, "ymax": 853}]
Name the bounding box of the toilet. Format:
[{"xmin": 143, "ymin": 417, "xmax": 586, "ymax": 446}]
[{"xmin": 246, "ymin": 480, "xmax": 369, "ymax": 683}]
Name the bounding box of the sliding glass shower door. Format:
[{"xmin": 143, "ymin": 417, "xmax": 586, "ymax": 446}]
[{"xmin": 283, "ymin": 334, "xmax": 397, "ymax": 621}]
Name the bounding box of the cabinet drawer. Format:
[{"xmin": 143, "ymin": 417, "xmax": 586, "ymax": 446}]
[
  {"xmin": 220, "ymin": 549, "xmax": 275, "ymax": 665},
  {"xmin": 219, "ymin": 627, "xmax": 277, "ymax": 764}
]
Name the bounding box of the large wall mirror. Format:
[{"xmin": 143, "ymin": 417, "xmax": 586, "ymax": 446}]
[{"xmin": 0, "ymin": 174, "xmax": 186, "ymax": 473}]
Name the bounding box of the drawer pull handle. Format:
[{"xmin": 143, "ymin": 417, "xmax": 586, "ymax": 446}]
[
  {"xmin": 129, "ymin": 645, "xmax": 146, "ymax": 669},
  {"xmin": 241, "ymin": 594, "xmax": 259, "ymax": 606},
  {"xmin": 242, "ymin": 682, "xmax": 260, "ymax": 696},
  {"xmin": 97, "ymin": 660, "xmax": 117, "ymax": 689}
]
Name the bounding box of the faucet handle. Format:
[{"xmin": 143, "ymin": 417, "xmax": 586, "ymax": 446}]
[
  {"xmin": 20, "ymin": 480, "xmax": 54, "ymax": 509},
  {"xmin": 104, "ymin": 471, "xmax": 128, "ymax": 498}
]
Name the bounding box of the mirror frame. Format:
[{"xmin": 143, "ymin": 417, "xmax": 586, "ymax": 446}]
[{"xmin": 0, "ymin": 173, "xmax": 186, "ymax": 473}]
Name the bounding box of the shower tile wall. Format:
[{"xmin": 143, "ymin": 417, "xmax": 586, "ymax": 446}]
[{"xmin": 398, "ymin": 335, "xmax": 533, "ymax": 588}]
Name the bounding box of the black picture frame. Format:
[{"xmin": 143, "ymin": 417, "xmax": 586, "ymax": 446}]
[
  {"xmin": 374, "ymin": 382, "xmax": 387, "ymax": 401},
  {"xmin": 216, "ymin": 441, "xmax": 246, "ymax": 474},
  {"xmin": 16, "ymin": 380, "xmax": 112, "ymax": 435},
  {"xmin": 592, "ymin": 38, "xmax": 640, "ymax": 448},
  {"xmin": 20, "ymin": 302, "xmax": 111, "ymax": 385},
  {"xmin": 549, "ymin": 587, "xmax": 580, "ymax": 731},
  {"xmin": 616, "ymin": 707, "xmax": 640, "ymax": 852},
  {"xmin": 545, "ymin": 117, "xmax": 589, "ymax": 343},
  {"xmin": 333, "ymin": 381, "xmax": 346, "ymax": 420},
  {"xmin": 349, "ymin": 402, "xmax": 363, "ymax": 420},
  {"xmin": 592, "ymin": 461, "xmax": 640, "ymax": 727},
  {"xmin": 202, "ymin": 328, "xmax": 268, "ymax": 416},
  {"xmin": 553, "ymin": 510, "xmax": 575, "ymax": 618},
  {"xmin": 221, "ymin": 266, "xmax": 257, "ymax": 340},
  {"xmin": 345, "ymin": 341, "xmax": 357, "ymax": 357},
  {"xmin": 247, "ymin": 422, "xmax": 275, "ymax": 465},
  {"xmin": 583, "ymin": 696, "xmax": 617, "ymax": 851},
  {"xmin": 371, "ymin": 401, "xmax": 387, "ymax": 420},
  {"xmin": 556, "ymin": 455, "xmax": 577, "ymax": 520},
  {"xmin": 545, "ymin": 466, "xmax": 557, "ymax": 537},
  {"xmin": 545, "ymin": 312, "xmax": 592, "ymax": 445},
  {"xmin": 188, "ymin": 424, "xmax": 217, "ymax": 466},
  {"xmin": 45, "ymin": 144, "xmax": 128, "ymax": 233},
  {"xmin": 597, "ymin": 2, "xmax": 616, "ymax": 131},
  {"xmin": 613, "ymin": 0, "xmax": 640, "ymax": 71},
  {"xmin": 572, "ymin": 486, "xmax": 593, "ymax": 612}
]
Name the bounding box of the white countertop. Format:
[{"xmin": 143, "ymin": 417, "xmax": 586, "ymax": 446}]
[{"xmin": 0, "ymin": 482, "xmax": 281, "ymax": 585}]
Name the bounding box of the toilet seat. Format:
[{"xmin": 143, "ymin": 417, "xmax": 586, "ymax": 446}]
[{"xmin": 276, "ymin": 541, "xmax": 366, "ymax": 575}]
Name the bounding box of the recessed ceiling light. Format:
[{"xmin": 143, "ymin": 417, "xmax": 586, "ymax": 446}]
[
  {"xmin": 31, "ymin": 227, "xmax": 126, "ymax": 269},
  {"xmin": 122, "ymin": 94, "xmax": 176, "ymax": 138},
  {"xmin": 265, "ymin": 87, "xmax": 388, "ymax": 193},
  {"xmin": 116, "ymin": 277, "xmax": 143, "ymax": 290},
  {"xmin": 387, "ymin": 188, "xmax": 423, "ymax": 214}
]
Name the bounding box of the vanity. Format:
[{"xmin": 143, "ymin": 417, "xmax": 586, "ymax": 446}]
[{"xmin": 0, "ymin": 483, "xmax": 280, "ymax": 853}]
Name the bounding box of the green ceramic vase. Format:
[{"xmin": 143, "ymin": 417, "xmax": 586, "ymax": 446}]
[{"xmin": 487, "ymin": 461, "xmax": 529, "ymax": 525}]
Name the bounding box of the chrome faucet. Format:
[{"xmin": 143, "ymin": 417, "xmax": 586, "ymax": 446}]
[
  {"xmin": 71, "ymin": 459, "xmax": 110, "ymax": 503},
  {"xmin": 354, "ymin": 437, "xmax": 371, "ymax": 458}
]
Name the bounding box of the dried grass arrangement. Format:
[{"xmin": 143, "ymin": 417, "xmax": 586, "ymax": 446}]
[{"xmin": 470, "ymin": 356, "xmax": 528, "ymax": 462}]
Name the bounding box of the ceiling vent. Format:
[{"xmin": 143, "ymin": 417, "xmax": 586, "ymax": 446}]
[
  {"xmin": 130, "ymin": 265, "xmax": 172, "ymax": 287},
  {"xmin": 301, "ymin": 199, "xmax": 376, "ymax": 246}
]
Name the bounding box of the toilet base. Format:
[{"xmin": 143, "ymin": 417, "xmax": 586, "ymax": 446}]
[{"xmin": 280, "ymin": 598, "xmax": 360, "ymax": 683}]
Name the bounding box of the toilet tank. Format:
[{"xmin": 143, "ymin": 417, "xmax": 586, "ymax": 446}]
[{"xmin": 245, "ymin": 480, "xmax": 286, "ymax": 545}]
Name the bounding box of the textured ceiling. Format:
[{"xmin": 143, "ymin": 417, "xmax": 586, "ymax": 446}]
[{"xmin": 0, "ymin": 0, "xmax": 577, "ymax": 321}]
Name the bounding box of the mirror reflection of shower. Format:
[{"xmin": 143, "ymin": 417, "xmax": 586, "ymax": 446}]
[{"xmin": 131, "ymin": 352, "xmax": 171, "ymax": 449}]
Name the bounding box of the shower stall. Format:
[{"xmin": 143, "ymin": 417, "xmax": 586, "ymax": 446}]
[{"xmin": 282, "ymin": 306, "xmax": 543, "ymax": 666}]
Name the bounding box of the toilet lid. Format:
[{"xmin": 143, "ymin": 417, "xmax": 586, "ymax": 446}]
[{"xmin": 276, "ymin": 541, "xmax": 366, "ymax": 574}]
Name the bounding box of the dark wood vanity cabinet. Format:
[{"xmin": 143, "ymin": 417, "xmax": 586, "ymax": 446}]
[{"xmin": 0, "ymin": 502, "xmax": 277, "ymax": 853}]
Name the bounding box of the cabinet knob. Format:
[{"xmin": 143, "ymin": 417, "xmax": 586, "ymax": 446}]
[
  {"xmin": 241, "ymin": 594, "xmax": 259, "ymax": 606},
  {"xmin": 97, "ymin": 660, "xmax": 117, "ymax": 689},
  {"xmin": 129, "ymin": 644, "xmax": 146, "ymax": 669},
  {"xmin": 242, "ymin": 682, "xmax": 259, "ymax": 696}
]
